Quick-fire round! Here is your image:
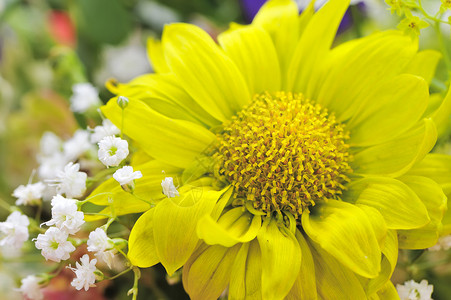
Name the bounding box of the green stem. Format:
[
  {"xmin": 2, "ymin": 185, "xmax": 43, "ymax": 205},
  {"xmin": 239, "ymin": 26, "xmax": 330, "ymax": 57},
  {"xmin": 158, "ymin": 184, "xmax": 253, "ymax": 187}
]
[
  {"xmin": 433, "ymin": 21, "xmax": 451, "ymax": 80},
  {"xmin": 0, "ymin": 198, "xmax": 13, "ymax": 213},
  {"xmin": 104, "ymin": 267, "xmax": 133, "ymax": 281}
]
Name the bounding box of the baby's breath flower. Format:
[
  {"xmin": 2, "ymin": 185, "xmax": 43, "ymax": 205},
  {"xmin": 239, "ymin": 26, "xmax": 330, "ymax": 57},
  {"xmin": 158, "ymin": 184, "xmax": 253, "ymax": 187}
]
[
  {"xmin": 429, "ymin": 235, "xmax": 451, "ymax": 251},
  {"xmin": 161, "ymin": 177, "xmax": 179, "ymax": 198},
  {"xmin": 68, "ymin": 254, "xmax": 98, "ymax": 291},
  {"xmin": 18, "ymin": 275, "xmax": 43, "ymax": 300},
  {"xmin": 34, "ymin": 227, "xmax": 75, "ymax": 262},
  {"xmin": 90, "ymin": 119, "xmax": 121, "ymax": 143},
  {"xmin": 0, "ymin": 211, "xmax": 29, "ymax": 250},
  {"xmin": 396, "ymin": 279, "xmax": 433, "ymax": 300},
  {"xmin": 44, "ymin": 195, "xmax": 85, "ymax": 235},
  {"xmin": 12, "ymin": 182, "xmax": 45, "ymax": 206},
  {"xmin": 70, "ymin": 83, "xmax": 101, "ymax": 113},
  {"xmin": 37, "ymin": 152, "xmax": 67, "ymax": 180},
  {"xmin": 63, "ymin": 129, "xmax": 93, "ymax": 161},
  {"xmin": 97, "ymin": 136, "xmax": 129, "ymax": 167},
  {"xmin": 47, "ymin": 162, "xmax": 87, "ymax": 198},
  {"xmin": 39, "ymin": 131, "xmax": 62, "ymax": 157},
  {"xmin": 87, "ymin": 228, "xmax": 117, "ymax": 268},
  {"xmin": 113, "ymin": 166, "xmax": 142, "ymax": 192}
]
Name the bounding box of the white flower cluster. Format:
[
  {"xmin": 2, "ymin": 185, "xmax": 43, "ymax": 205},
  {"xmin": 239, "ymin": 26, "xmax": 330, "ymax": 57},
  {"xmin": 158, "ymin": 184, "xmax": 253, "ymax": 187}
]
[
  {"xmin": 68, "ymin": 254, "xmax": 98, "ymax": 291},
  {"xmin": 35, "ymin": 195, "xmax": 84, "ymax": 262},
  {"xmin": 12, "ymin": 182, "xmax": 45, "ymax": 206},
  {"xmin": 0, "ymin": 211, "xmax": 29, "ymax": 251},
  {"xmin": 18, "ymin": 275, "xmax": 43, "ymax": 300},
  {"xmin": 397, "ymin": 279, "xmax": 434, "ymax": 300},
  {"xmin": 98, "ymin": 136, "xmax": 129, "ymax": 167},
  {"xmin": 429, "ymin": 235, "xmax": 451, "ymax": 251},
  {"xmin": 69, "ymin": 82, "xmax": 101, "ymax": 113},
  {"xmin": 47, "ymin": 162, "xmax": 87, "ymax": 198},
  {"xmin": 37, "ymin": 130, "xmax": 94, "ymax": 182},
  {"xmin": 91, "ymin": 119, "xmax": 121, "ymax": 144},
  {"xmin": 87, "ymin": 228, "xmax": 117, "ymax": 268}
]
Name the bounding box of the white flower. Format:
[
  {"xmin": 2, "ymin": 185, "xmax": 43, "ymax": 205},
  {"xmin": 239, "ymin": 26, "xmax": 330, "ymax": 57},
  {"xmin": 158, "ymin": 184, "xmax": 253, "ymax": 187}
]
[
  {"xmin": 429, "ymin": 235, "xmax": 451, "ymax": 251},
  {"xmin": 39, "ymin": 131, "xmax": 62, "ymax": 157},
  {"xmin": 12, "ymin": 182, "xmax": 45, "ymax": 206},
  {"xmin": 34, "ymin": 227, "xmax": 75, "ymax": 262},
  {"xmin": 97, "ymin": 136, "xmax": 129, "ymax": 167},
  {"xmin": 37, "ymin": 152, "xmax": 67, "ymax": 180},
  {"xmin": 87, "ymin": 228, "xmax": 117, "ymax": 268},
  {"xmin": 48, "ymin": 162, "xmax": 87, "ymax": 198},
  {"xmin": 161, "ymin": 177, "xmax": 179, "ymax": 198},
  {"xmin": 63, "ymin": 129, "xmax": 93, "ymax": 161},
  {"xmin": 397, "ymin": 279, "xmax": 434, "ymax": 300},
  {"xmin": 90, "ymin": 119, "xmax": 120, "ymax": 143},
  {"xmin": 87, "ymin": 228, "xmax": 111, "ymax": 252},
  {"xmin": 68, "ymin": 254, "xmax": 97, "ymax": 291},
  {"xmin": 44, "ymin": 195, "xmax": 84, "ymax": 234},
  {"xmin": 0, "ymin": 211, "xmax": 29, "ymax": 250},
  {"xmin": 69, "ymin": 83, "xmax": 101, "ymax": 113},
  {"xmin": 18, "ymin": 275, "xmax": 43, "ymax": 300},
  {"xmin": 113, "ymin": 166, "xmax": 142, "ymax": 185}
]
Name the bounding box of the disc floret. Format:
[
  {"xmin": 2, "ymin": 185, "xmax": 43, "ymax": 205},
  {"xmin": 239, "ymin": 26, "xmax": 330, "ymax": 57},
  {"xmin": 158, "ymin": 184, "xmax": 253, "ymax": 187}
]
[{"xmin": 214, "ymin": 92, "xmax": 352, "ymax": 218}]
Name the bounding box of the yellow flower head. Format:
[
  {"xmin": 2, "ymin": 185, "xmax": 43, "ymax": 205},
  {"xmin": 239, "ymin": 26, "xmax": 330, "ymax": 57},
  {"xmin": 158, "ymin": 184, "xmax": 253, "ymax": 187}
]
[{"xmin": 90, "ymin": 0, "xmax": 451, "ymax": 298}]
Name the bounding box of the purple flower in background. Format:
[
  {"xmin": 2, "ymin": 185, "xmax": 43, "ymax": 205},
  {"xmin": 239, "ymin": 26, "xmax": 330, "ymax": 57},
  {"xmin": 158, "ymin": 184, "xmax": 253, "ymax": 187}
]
[
  {"xmin": 240, "ymin": 0, "xmax": 367, "ymax": 34},
  {"xmin": 240, "ymin": 0, "xmax": 267, "ymax": 22}
]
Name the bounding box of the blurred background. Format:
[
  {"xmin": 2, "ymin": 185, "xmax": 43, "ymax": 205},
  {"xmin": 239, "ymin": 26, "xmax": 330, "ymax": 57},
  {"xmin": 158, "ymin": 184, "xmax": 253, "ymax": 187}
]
[{"xmin": 1, "ymin": 0, "xmax": 450, "ymax": 299}]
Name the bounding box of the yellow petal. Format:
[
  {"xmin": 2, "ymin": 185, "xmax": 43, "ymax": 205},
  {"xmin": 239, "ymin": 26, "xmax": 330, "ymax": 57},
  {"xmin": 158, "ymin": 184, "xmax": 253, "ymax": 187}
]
[
  {"xmin": 162, "ymin": 23, "xmax": 250, "ymax": 121},
  {"xmin": 367, "ymin": 230, "xmax": 398, "ymax": 296},
  {"xmin": 302, "ymin": 200, "xmax": 381, "ymax": 278},
  {"xmin": 197, "ymin": 208, "xmax": 262, "ymax": 247},
  {"xmin": 229, "ymin": 240, "xmax": 263, "ymax": 300},
  {"xmin": 287, "ymin": 0, "xmax": 350, "ymax": 92},
  {"xmin": 147, "ymin": 37, "xmax": 170, "ymax": 73},
  {"xmin": 286, "ymin": 231, "xmax": 317, "ymax": 300},
  {"xmin": 218, "ymin": 25, "xmax": 280, "ymax": 94},
  {"xmin": 404, "ymin": 50, "xmax": 441, "ymax": 84},
  {"xmin": 351, "ymin": 118, "xmax": 437, "ymax": 177},
  {"xmin": 253, "ymin": 0, "xmax": 300, "ymax": 79},
  {"xmin": 308, "ymin": 238, "xmax": 367, "ymax": 299},
  {"xmin": 346, "ymin": 177, "xmax": 430, "ymax": 229},
  {"xmin": 153, "ymin": 189, "xmax": 223, "ymax": 275},
  {"xmin": 432, "ymin": 85, "xmax": 451, "ymax": 138},
  {"xmin": 409, "ymin": 153, "xmax": 451, "ymax": 195},
  {"xmin": 102, "ymin": 97, "xmax": 216, "ymax": 169},
  {"xmin": 376, "ymin": 281, "xmax": 400, "ymax": 300},
  {"xmin": 86, "ymin": 160, "xmax": 180, "ymax": 206},
  {"xmin": 397, "ymin": 175, "xmax": 447, "ymax": 249},
  {"xmin": 347, "ymin": 74, "xmax": 429, "ymax": 147},
  {"xmin": 127, "ymin": 209, "xmax": 160, "ymax": 267},
  {"xmin": 308, "ymin": 31, "xmax": 417, "ymax": 121},
  {"xmin": 182, "ymin": 244, "xmax": 241, "ymax": 300},
  {"xmin": 257, "ymin": 219, "xmax": 301, "ymax": 300}
]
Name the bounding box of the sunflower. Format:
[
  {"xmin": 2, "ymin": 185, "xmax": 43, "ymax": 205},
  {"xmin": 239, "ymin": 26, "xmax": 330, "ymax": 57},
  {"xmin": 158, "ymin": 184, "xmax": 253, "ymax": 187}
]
[{"xmin": 88, "ymin": 0, "xmax": 451, "ymax": 298}]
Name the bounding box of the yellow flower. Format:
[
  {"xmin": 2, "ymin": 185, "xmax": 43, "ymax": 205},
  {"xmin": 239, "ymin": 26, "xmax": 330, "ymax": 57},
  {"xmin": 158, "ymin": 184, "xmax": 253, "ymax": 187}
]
[
  {"xmin": 397, "ymin": 13, "xmax": 429, "ymax": 39},
  {"xmin": 89, "ymin": 0, "xmax": 451, "ymax": 298}
]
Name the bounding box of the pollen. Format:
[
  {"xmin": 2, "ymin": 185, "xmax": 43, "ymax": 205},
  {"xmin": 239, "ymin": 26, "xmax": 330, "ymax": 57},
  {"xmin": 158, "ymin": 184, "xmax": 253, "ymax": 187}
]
[{"xmin": 214, "ymin": 92, "xmax": 352, "ymax": 218}]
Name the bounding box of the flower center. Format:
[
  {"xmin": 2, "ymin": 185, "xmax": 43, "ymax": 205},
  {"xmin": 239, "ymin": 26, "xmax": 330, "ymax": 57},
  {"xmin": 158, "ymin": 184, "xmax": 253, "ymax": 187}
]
[{"xmin": 214, "ymin": 92, "xmax": 352, "ymax": 218}]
